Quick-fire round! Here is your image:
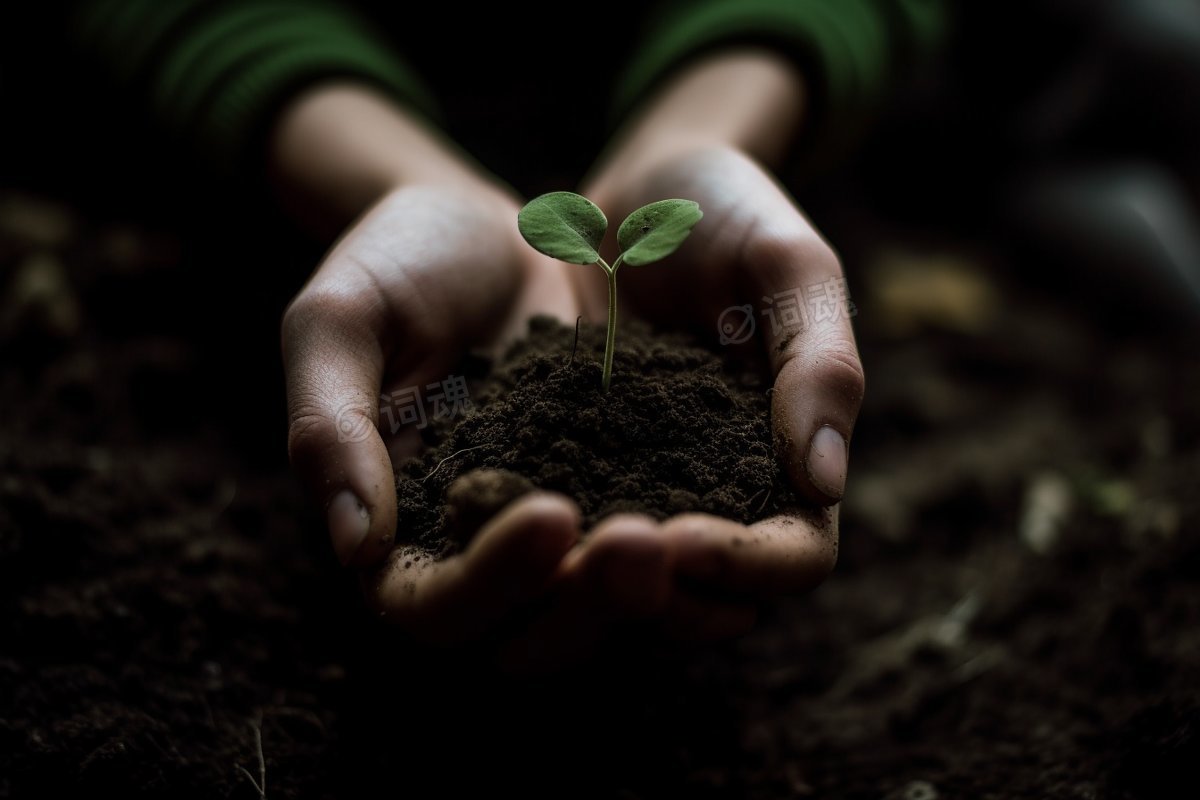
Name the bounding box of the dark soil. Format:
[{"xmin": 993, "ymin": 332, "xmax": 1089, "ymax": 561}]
[
  {"xmin": 396, "ymin": 315, "xmax": 793, "ymax": 554},
  {"xmin": 2, "ymin": 190, "xmax": 1199, "ymax": 800}
]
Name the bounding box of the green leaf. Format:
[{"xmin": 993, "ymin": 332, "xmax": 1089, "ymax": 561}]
[
  {"xmin": 517, "ymin": 192, "xmax": 607, "ymax": 265},
  {"xmin": 616, "ymin": 199, "xmax": 703, "ymax": 266}
]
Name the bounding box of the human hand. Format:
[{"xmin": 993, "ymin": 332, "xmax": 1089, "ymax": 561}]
[
  {"xmin": 283, "ymin": 185, "xmax": 693, "ymax": 666},
  {"xmin": 574, "ymin": 54, "xmax": 865, "ymax": 628},
  {"xmin": 276, "ymin": 86, "xmax": 683, "ymax": 669}
]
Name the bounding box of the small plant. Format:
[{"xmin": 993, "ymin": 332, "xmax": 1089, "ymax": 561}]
[{"xmin": 518, "ymin": 192, "xmax": 702, "ymax": 391}]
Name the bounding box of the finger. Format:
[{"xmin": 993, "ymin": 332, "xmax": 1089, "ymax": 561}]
[
  {"xmin": 661, "ymin": 587, "xmax": 758, "ymax": 643},
  {"xmin": 576, "ymin": 513, "xmax": 673, "ymax": 615},
  {"xmin": 495, "ymin": 513, "xmax": 672, "ymax": 673},
  {"xmin": 282, "ymin": 285, "xmax": 397, "ymax": 568},
  {"xmin": 661, "ymin": 508, "xmax": 838, "ymax": 596},
  {"xmin": 743, "ymin": 225, "xmax": 865, "ymax": 506},
  {"xmin": 367, "ymin": 491, "xmax": 581, "ymax": 645}
]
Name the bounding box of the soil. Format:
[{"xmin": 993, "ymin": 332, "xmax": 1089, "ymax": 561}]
[
  {"xmin": 396, "ymin": 315, "xmax": 793, "ymax": 554},
  {"xmin": 2, "ymin": 190, "xmax": 1199, "ymax": 800}
]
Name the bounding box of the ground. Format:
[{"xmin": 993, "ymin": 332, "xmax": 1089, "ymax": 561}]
[{"xmin": 1, "ymin": 189, "xmax": 1197, "ymax": 799}]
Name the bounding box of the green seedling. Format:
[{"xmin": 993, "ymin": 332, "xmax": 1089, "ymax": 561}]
[{"xmin": 518, "ymin": 192, "xmax": 702, "ymax": 391}]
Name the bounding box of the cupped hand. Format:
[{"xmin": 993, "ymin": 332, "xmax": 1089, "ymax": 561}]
[
  {"xmin": 281, "ymin": 182, "xmax": 654, "ymax": 662},
  {"xmin": 578, "ymin": 145, "xmax": 866, "ymax": 621}
]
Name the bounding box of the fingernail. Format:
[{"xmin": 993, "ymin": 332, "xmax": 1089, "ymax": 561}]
[
  {"xmin": 328, "ymin": 490, "xmax": 370, "ymax": 566},
  {"xmin": 806, "ymin": 426, "xmax": 848, "ymax": 500}
]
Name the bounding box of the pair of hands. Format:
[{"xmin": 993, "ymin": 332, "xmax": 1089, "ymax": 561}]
[{"xmin": 279, "ymin": 57, "xmax": 864, "ymax": 671}]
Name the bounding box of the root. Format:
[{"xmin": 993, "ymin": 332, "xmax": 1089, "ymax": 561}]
[{"xmin": 419, "ymin": 445, "xmax": 486, "ymax": 484}]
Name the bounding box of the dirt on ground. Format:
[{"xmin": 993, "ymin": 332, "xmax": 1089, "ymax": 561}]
[{"xmin": 1, "ymin": 191, "xmax": 1197, "ymax": 799}]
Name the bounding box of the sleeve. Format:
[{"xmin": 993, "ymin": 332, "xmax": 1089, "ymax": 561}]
[
  {"xmin": 65, "ymin": 0, "xmax": 439, "ymax": 177},
  {"xmin": 610, "ymin": 0, "xmax": 950, "ymax": 164}
]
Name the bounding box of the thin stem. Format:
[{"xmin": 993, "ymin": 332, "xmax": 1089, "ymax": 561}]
[
  {"xmin": 594, "ymin": 256, "xmax": 622, "ymax": 392},
  {"xmin": 603, "ymin": 267, "xmax": 617, "ymax": 391}
]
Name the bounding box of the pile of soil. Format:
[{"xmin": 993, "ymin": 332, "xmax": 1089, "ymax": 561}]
[{"xmin": 395, "ymin": 316, "xmax": 794, "ymax": 554}]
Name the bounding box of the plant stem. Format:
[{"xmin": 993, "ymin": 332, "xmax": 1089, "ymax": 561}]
[
  {"xmin": 594, "ymin": 256, "xmax": 623, "ymax": 392},
  {"xmin": 603, "ymin": 265, "xmax": 618, "ymax": 391}
]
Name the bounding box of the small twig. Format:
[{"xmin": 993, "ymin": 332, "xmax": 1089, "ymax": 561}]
[
  {"xmin": 567, "ymin": 315, "xmax": 582, "ymax": 366},
  {"xmin": 236, "ymin": 711, "xmax": 267, "ymax": 799},
  {"xmin": 236, "ymin": 766, "xmax": 265, "ymax": 800},
  {"xmin": 419, "ymin": 445, "xmax": 486, "ymax": 484}
]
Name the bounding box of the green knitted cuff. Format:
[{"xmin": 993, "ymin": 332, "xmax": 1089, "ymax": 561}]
[{"xmin": 73, "ymin": 0, "xmax": 438, "ymax": 176}]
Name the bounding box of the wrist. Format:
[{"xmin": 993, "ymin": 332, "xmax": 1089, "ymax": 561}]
[
  {"xmin": 586, "ymin": 49, "xmax": 806, "ymax": 198},
  {"xmin": 270, "ymin": 83, "xmax": 494, "ymax": 237}
]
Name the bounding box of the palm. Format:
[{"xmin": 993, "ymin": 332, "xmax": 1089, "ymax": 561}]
[{"xmin": 347, "ymin": 185, "xmax": 579, "ymax": 461}]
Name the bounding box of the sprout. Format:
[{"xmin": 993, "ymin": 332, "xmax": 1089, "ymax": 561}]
[{"xmin": 518, "ymin": 192, "xmax": 702, "ymax": 391}]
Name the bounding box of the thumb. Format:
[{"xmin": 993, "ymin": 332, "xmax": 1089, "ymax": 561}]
[
  {"xmin": 748, "ymin": 234, "xmax": 865, "ymax": 506},
  {"xmin": 281, "ymin": 288, "xmax": 397, "ymax": 567}
]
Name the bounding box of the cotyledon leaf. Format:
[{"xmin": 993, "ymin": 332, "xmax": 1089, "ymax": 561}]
[
  {"xmin": 517, "ymin": 192, "xmax": 607, "ymax": 265},
  {"xmin": 616, "ymin": 199, "xmax": 703, "ymax": 266}
]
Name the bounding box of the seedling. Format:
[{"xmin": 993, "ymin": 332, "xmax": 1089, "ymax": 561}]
[{"xmin": 518, "ymin": 192, "xmax": 702, "ymax": 391}]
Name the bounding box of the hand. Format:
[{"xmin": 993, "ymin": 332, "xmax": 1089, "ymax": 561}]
[
  {"xmin": 575, "ymin": 54, "xmax": 865, "ymax": 629},
  {"xmin": 276, "ymin": 86, "xmax": 681, "ymax": 670}
]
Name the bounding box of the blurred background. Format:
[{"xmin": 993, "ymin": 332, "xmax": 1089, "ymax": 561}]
[{"xmin": 1, "ymin": 1, "xmax": 1197, "ymax": 797}]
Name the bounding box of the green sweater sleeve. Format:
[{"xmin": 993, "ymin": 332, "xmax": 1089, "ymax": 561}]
[
  {"xmin": 67, "ymin": 0, "xmax": 438, "ymax": 176},
  {"xmin": 612, "ymin": 0, "xmax": 950, "ymax": 163}
]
